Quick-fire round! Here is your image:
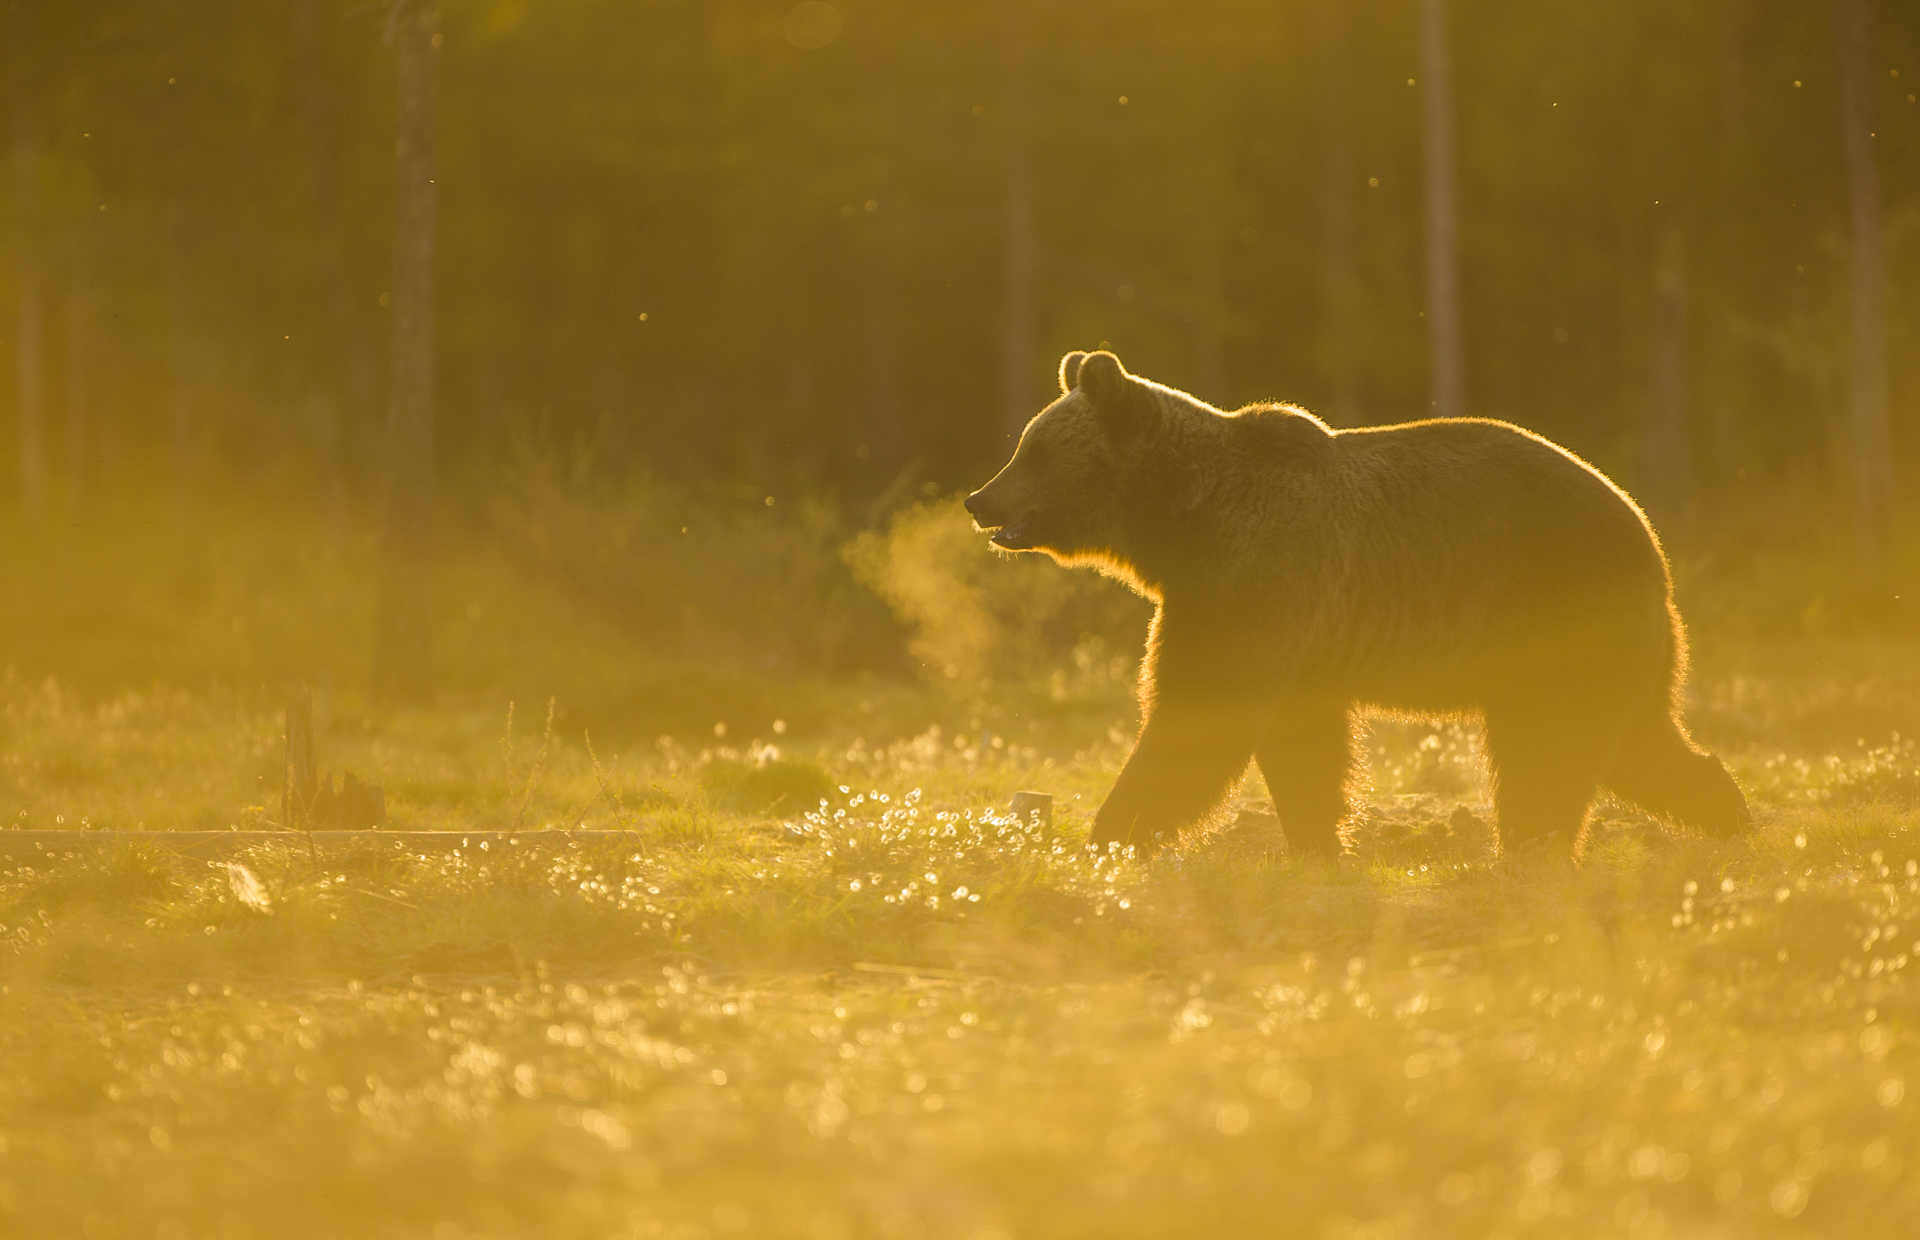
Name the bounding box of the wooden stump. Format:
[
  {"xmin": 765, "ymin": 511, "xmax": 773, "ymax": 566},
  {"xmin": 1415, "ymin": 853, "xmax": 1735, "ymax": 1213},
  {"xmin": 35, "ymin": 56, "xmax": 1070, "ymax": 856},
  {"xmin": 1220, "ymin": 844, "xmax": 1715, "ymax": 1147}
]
[
  {"xmin": 285, "ymin": 685, "xmax": 386, "ymax": 829},
  {"xmin": 285, "ymin": 684, "xmax": 319, "ymax": 828},
  {"xmin": 1008, "ymin": 790, "xmax": 1052, "ymax": 829},
  {"xmin": 313, "ymin": 771, "xmax": 386, "ymax": 830}
]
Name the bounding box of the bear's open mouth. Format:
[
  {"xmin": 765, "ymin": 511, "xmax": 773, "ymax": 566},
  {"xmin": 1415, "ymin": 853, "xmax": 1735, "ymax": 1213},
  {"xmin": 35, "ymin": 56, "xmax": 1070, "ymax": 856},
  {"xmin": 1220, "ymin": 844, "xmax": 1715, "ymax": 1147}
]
[{"xmin": 989, "ymin": 515, "xmax": 1034, "ymax": 549}]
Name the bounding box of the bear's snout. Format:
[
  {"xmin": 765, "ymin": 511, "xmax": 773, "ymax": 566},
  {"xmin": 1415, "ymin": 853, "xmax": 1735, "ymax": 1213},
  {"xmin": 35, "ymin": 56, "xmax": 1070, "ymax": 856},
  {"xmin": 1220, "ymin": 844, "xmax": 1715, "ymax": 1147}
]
[
  {"xmin": 964, "ymin": 483, "xmax": 1037, "ymax": 549},
  {"xmin": 964, "ymin": 485, "xmax": 1010, "ymax": 527}
]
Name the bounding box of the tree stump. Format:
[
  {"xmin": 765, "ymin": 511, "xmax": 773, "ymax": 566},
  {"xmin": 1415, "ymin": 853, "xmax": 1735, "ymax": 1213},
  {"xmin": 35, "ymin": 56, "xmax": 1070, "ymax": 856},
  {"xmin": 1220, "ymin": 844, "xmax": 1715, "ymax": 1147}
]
[
  {"xmin": 312, "ymin": 771, "xmax": 386, "ymax": 830},
  {"xmin": 285, "ymin": 685, "xmax": 319, "ymax": 828},
  {"xmin": 1008, "ymin": 790, "xmax": 1052, "ymax": 829},
  {"xmin": 285, "ymin": 685, "xmax": 386, "ymax": 829}
]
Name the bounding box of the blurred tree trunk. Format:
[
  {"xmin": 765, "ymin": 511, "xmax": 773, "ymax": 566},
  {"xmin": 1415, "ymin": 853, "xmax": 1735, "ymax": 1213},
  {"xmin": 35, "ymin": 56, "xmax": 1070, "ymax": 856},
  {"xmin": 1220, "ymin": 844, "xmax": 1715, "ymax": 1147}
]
[
  {"xmin": 10, "ymin": 0, "xmax": 44, "ymax": 525},
  {"xmin": 164, "ymin": 202, "xmax": 198, "ymax": 515},
  {"xmin": 1185, "ymin": 87, "xmax": 1228, "ymax": 401},
  {"xmin": 852, "ymin": 15, "xmax": 904, "ymax": 483},
  {"xmin": 1189, "ymin": 215, "xmax": 1224, "ymax": 400},
  {"xmin": 1419, "ymin": 0, "xmax": 1464, "ymax": 420},
  {"xmin": 62, "ymin": 271, "xmax": 89, "ymax": 518},
  {"xmin": 1707, "ymin": 0, "xmax": 1748, "ymax": 483},
  {"xmin": 780, "ymin": 341, "xmax": 820, "ymax": 480},
  {"xmin": 296, "ymin": 0, "xmax": 353, "ymax": 544},
  {"xmin": 1833, "ymin": 0, "xmax": 1893, "ymax": 566},
  {"xmin": 13, "ymin": 137, "xmax": 43, "ymax": 525},
  {"xmin": 1178, "ymin": 37, "xmax": 1230, "ymax": 403},
  {"xmin": 859, "ymin": 226, "xmax": 902, "ymax": 477},
  {"xmin": 1000, "ymin": 0, "xmax": 1035, "ymax": 440},
  {"xmin": 1721, "ymin": 0, "xmax": 1747, "ymax": 143},
  {"xmin": 373, "ymin": 0, "xmax": 438, "ymax": 700},
  {"xmin": 1313, "ymin": 0, "xmax": 1361, "ymax": 426},
  {"xmin": 1641, "ymin": 260, "xmax": 1692, "ymax": 533}
]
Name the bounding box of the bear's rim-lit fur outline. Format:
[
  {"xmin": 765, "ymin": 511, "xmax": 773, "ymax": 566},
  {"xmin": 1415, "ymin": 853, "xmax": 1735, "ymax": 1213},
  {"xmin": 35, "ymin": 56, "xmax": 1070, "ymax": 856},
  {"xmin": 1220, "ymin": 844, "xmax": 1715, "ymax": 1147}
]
[{"xmin": 965, "ymin": 349, "xmax": 1752, "ymax": 861}]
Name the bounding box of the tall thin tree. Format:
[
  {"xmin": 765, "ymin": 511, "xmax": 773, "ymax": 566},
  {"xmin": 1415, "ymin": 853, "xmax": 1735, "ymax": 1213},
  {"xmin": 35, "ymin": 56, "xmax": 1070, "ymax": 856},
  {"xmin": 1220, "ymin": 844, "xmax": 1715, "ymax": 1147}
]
[
  {"xmin": 859, "ymin": 215, "xmax": 903, "ymax": 476},
  {"xmin": 1000, "ymin": 0, "xmax": 1036, "ymax": 439},
  {"xmin": 1184, "ymin": 67, "xmax": 1229, "ymax": 401},
  {"xmin": 1419, "ymin": 0, "xmax": 1464, "ymax": 420},
  {"xmin": 1313, "ymin": 0, "xmax": 1361, "ymax": 426},
  {"xmin": 373, "ymin": 0, "xmax": 439, "ymax": 698},
  {"xmin": 11, "ymin": 3, "xmax": 44, "ymax": 524},
  {"xmin": 1641, "ymin": 258, "xmax": 1692, "ymax": 531},
  {"xmin": 1833, "ymin": 0, "xmax": 1893, "ymax": 565},
  {"xmin": 296, "ymin": 0, "xmax": 355, "ymax": 543},
  {"xmin": 13, "ymin": 144, "xmax": 42, "ymax": 524},
  {"xmin": 62, "ymin": 260, "xmax": 89, "ymax": 516},
  {"xmin": 164, "ymin": 200, "xmax": 199, "ymax": 514}
]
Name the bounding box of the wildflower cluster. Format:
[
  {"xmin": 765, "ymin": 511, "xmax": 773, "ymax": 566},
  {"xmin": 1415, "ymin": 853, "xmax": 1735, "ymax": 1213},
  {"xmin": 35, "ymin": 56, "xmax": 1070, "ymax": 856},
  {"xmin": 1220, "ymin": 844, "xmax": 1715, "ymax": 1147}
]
[
  {"xmin": 1370, "ymin": 720, "xmax": 1485, "ymax": 799},
  {"xmin": 786, "ymin": 786, "xmax": 1145, "ymax": 919},
  {"xmin": 837, "ymin": 726, "xmax": 1047, "ymax": 778},
  {"xmin": 1758, "ymin": 734, "xmax": 1920, "ymax": 807}
]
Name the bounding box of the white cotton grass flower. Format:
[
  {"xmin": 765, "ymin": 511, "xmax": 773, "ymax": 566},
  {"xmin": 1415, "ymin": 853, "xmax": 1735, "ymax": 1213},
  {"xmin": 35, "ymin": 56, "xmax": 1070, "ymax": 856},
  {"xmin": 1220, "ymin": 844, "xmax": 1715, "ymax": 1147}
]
[{"xmin": 222, "ymin": 862, "xmax": 274, "ymax": 914}]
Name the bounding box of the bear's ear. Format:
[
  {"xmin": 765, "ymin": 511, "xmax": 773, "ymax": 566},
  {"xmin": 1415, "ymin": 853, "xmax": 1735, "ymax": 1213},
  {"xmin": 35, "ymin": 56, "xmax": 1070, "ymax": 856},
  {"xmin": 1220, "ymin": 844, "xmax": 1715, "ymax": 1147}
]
[
  {"xmin": 1058, "ymin": 351, "xmax": 1088, "ymax": 394},
  {"xmin": 1077, "ymin": 351, "xmax": 1155, "ymax": 441}
]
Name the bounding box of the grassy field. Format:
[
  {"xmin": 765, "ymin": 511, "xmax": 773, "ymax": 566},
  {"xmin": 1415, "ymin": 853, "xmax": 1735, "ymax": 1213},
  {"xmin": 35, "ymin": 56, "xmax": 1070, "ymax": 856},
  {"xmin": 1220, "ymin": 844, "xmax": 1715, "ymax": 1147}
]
[{"xmin": 4, "ymin": 491, "xmax": 1920, "ymax": 1239}]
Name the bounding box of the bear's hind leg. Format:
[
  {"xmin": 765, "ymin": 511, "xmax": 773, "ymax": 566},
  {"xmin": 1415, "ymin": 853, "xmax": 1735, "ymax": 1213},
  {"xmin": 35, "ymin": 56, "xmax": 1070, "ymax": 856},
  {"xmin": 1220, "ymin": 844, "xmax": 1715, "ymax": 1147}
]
[
  {"xmin": 1482, "ymin": 702, "xmax": 1621, "ymax": 859},
  {"xmin": 1602, "ymin": 703, "xmax": 1752, "ymax": 837},
  {"xmin": 1256, "ymin": 701, "xmax": 1361, "ymax": 858}
]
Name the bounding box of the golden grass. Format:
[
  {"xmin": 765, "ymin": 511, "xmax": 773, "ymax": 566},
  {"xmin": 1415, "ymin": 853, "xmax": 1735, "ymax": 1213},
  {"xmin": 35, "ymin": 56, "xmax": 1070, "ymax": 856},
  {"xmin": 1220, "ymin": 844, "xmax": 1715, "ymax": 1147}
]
[
  {"xmin": 3, "ymin": 691, "xmax": 1919, "ymax": 1238},
  {"xmin": 3, "ymin": 488, "xmax": 1919, "ymax": 1237}
]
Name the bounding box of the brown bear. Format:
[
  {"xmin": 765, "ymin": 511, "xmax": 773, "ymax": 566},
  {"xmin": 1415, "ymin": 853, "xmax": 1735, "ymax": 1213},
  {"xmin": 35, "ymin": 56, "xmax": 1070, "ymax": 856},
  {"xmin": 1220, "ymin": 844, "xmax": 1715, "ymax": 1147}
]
[{"xmin": 964, "ymin": 350, "xmax": 1751, "ymax": 859}]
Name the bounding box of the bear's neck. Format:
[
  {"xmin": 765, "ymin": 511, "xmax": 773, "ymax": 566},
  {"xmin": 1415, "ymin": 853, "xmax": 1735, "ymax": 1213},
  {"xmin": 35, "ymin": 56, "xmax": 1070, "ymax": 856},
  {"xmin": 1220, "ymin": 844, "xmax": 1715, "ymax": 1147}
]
[
  {"xmin": 1110, "ymin": 424, "xmax": 1226, "ymax": 598},
  {"xmin": 1116, "ymin": 505, "xmax": 1208, "ymax": 599}
]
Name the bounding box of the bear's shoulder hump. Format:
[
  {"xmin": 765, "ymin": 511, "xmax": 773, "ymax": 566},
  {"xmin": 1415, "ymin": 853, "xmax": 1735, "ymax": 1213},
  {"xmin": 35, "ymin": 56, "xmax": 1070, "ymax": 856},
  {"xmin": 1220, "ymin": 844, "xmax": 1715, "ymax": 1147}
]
[{"xmin": 1231, "ymin": 404, "xmax": 1335, "ymax": 458}]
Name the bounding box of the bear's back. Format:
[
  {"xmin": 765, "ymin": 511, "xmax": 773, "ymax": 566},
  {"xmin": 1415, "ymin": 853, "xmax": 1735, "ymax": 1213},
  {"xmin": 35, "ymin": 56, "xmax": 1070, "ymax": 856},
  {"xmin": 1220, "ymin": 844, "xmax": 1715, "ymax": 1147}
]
[
  {"xmin": 1331, "ymin": 417, "xmax": 1655, "ymax": 570},
  {"xmin": 1301, "ymin": 416, "xmax": 1673, "ymax": 662}
]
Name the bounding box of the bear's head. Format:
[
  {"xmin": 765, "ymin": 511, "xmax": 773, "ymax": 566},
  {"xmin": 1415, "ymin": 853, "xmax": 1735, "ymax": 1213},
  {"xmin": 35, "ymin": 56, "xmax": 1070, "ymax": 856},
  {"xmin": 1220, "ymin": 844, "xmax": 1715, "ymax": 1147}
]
[{"xmin": 964, "ymin": 350, "xmax": 1162, "ymax": 564}]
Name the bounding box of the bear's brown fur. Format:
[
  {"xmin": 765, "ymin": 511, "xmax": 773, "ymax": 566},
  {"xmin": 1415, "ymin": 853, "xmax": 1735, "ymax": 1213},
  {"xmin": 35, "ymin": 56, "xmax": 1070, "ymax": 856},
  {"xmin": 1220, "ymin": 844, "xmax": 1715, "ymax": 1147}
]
[{"xmin": 965, "ymin": 350, "xmax": 1751, "ymax": 859}]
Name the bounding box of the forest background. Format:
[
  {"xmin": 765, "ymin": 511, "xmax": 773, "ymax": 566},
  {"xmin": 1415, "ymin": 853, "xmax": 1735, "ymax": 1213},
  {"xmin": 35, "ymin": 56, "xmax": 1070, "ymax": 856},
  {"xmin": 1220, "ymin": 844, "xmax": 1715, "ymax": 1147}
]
[
  {"xmin": 8, "ymin": 7, "xmax": 1920, "ymax": 1235},
  {"xmin": 3, "ymin": 0, "xmax": 1919, "ymax": 736}
]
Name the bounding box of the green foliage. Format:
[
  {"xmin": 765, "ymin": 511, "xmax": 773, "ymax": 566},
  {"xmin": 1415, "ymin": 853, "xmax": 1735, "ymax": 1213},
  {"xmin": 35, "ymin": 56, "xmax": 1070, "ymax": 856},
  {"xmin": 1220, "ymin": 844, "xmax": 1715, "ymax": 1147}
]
[
  {"xmin": 699, "ymin": 754, "xmax": 837, "ymax": 815},
  {"xmin": 6, "ymin": 5, "xmax": 1920, "ymax": 1233},
  {"xmin": 0, "ymin": 840, "xmax": 178, "ymax": 918},
  {"xmin": 9, "ymin": 2, "xmax": 1918, "ymax": 504},
  {"xmin": 1, "ymin": 545, "xmax": 1919, "ymax": 1234},
  {"xmin": 494, "ymin": 434, "xmax": 901, "ymax": 680},
  {"xmin": 4, "ymin": 728, "xmax": 1920, "ymax": 1235}
]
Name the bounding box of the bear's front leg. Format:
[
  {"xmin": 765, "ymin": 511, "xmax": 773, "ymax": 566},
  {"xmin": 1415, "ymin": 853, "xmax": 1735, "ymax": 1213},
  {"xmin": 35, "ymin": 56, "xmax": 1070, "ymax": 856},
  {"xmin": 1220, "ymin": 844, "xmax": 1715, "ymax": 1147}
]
[{"xmin": 1089, "ymin": 695, "xmax": 1266, "ymax": 855}]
